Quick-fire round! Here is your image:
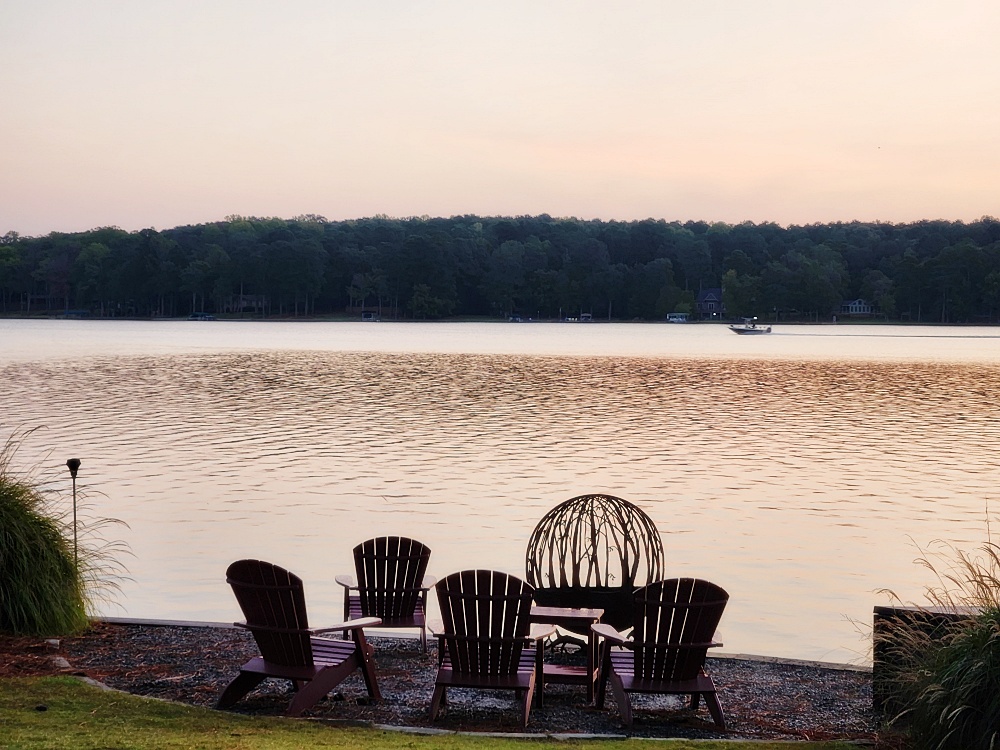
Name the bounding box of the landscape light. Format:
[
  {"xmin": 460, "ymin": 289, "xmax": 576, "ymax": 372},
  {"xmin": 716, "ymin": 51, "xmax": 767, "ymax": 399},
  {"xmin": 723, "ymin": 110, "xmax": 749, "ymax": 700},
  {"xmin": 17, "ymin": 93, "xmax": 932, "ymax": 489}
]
[{"xmin": 66, "ymin": 458, "xmax": 81, "ymax": 567}]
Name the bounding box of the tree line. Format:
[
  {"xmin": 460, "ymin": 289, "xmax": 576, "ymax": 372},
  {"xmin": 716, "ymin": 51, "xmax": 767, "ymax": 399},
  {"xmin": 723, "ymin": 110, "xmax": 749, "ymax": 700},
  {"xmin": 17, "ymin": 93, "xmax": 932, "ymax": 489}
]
[{"xmin": 2, "ymin": 213, "xmax": 1000, "ymax": 322}]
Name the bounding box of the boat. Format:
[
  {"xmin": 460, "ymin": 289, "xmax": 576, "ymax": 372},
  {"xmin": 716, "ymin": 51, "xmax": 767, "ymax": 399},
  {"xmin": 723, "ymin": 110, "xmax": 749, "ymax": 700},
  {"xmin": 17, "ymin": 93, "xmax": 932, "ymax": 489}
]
[{"xmin": 729, "ymin": 317, "xmax": 771, "ymax": 334}]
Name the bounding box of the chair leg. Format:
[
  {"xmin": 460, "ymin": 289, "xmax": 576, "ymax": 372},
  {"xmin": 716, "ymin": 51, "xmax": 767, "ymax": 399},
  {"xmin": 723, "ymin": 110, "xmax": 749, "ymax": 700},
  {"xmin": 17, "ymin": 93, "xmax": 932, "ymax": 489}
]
[
  {"xmin": 216, "ymin": 671, "xmax": 267, "ymax": 709},
  {"xmin": 608, "ymin": 673, "xmax": 633, "ymax": 727},
  {"xmin": 595, "ymin": 642, "xmax": 612, "ymax": 709},
  {"xmin": 704, "ymin": 691, "xmax": 726, "ymax": 730},
  {"xmin": 358, "ymin": 650, "xmax": 381, "ymax": 702},
  {"xmin": 352, "ymin": 630, "xmax": 382, "ymax": 702},
  {"xmin": 435, "ymin": 635, "xmax": 446, "ymax": 667},
  {"xmin": 429, "ymin": 684, "xmax": 446, "ymax": 720},
  {"xmin": 521, "ymin": 681, "xmax": 535, "ymax": 728},
  {"xmin": 285, "ymin": 663, "xmax": 354, "ymax": 716},
  {"xmin": 689, "ymin": 692, "xmax": 700, "ymax": 710}
]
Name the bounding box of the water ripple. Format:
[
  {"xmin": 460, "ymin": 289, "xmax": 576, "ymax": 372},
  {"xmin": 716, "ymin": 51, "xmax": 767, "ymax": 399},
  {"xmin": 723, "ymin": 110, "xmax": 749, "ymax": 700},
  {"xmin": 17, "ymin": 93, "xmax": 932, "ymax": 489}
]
[{"xmin": 4, "ymin": 347, "xmax": 1000, "ymax": 663}]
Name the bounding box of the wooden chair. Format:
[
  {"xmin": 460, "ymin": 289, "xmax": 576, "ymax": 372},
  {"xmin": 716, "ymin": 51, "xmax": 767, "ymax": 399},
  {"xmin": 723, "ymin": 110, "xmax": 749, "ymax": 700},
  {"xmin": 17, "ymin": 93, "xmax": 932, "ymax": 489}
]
[
  {"xmin": 217, "ymin": 559, "xmax": 382, "ymax": 716},
  {"xmin": 593, "ymin": 578, "xmax": 729, "ymax": 729},
  {"xmin": 430, "ymin": 570, "xmax": 552, "ymax": 728},
  {"xmin": 336, "ymin": 536, "xmax": 435, "ymax": 652}
]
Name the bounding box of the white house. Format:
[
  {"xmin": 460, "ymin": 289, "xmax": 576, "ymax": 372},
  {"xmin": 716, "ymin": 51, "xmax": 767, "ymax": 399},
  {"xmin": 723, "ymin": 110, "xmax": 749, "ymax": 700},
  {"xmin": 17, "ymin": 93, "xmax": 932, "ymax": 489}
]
[{"xmin": 840, "ymin": 299, "xmax": 873, "ymax": 316}]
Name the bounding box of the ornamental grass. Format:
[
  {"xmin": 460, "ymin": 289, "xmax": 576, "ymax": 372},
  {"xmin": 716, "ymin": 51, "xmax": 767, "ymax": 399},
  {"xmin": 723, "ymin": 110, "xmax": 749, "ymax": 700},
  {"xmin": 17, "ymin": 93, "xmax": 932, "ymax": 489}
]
[
  {"xmin": 878, "ymin": 538, "xmax": 1000, "ymax": 750},
  {"xmin": 0, "ymin": 432, "xmax": 126, "ymax": 636}
]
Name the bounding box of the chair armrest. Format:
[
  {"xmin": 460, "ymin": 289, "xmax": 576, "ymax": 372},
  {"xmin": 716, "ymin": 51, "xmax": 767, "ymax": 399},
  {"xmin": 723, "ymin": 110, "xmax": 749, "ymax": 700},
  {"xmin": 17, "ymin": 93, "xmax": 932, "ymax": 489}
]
[
  {"xmin": 528, "ymin": 623, "xmax": 557, "ymax": 641},
  {"xmin": 592, "ymin": 622, "xmax": 630, "ymax": 646},
  {"xmin": 313, "ymin": 616, "xmax": 382, "ymax": 634},
  {"xmin": 335, "ymin": 574, "xmax": 357, "ymax": 590},
  {"xmin": 656, "ymin": 640, "xmax": 724, "ymax": 650},
  {"xmin": 428, "ymin": 621, "xmax": 554, "ymax": 642}
]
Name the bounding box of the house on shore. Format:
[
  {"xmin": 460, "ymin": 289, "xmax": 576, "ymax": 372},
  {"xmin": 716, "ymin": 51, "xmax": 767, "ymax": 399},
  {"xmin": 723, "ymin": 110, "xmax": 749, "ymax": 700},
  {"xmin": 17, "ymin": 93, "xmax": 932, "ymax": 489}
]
[
  {"xmin": 840, "ymin": 298, "xmax": 874, "ymax": 317},
  {"xmin": 695, "ymin": 288, "xmax": 724, "ymax": 319}
]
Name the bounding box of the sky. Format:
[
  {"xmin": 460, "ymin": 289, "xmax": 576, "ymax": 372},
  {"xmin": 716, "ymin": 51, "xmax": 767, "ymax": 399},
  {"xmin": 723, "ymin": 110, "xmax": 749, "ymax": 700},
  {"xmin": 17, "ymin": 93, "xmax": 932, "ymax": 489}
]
[{"xmin": 2, "ymin": 1, "xmax": 998, "ymax": 236}]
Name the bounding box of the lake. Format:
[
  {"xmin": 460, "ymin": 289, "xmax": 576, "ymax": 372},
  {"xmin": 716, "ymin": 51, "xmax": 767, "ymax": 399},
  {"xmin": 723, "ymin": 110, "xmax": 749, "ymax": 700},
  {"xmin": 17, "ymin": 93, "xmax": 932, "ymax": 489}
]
[{"xmin": 3, "ymin": 318, "xmax": 1000, "ymax": 664}]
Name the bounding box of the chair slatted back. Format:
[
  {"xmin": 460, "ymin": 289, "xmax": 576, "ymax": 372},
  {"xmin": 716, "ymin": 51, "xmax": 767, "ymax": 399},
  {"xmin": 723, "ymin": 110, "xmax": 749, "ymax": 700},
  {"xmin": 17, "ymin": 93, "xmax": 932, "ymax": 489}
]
[
  {"xmin": 226, "ymin": 559, "xmax": 313, "ymax": 667},
  {"xmin": 632, "ymin": 578, "xmax": 729, "ymax": 682},
  {"xmin": 436, "ymin": 570, "xmax": 534, "ymax": 676},
  {"xmin": 354, "ymin": 536, "xmax": 431, "ymax": 619}
]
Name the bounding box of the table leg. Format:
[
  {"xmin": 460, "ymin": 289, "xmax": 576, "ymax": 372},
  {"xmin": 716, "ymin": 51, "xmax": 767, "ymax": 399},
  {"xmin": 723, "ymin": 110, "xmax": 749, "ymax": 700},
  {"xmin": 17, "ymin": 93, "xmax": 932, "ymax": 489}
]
[
  {"xmin": 536, "ymin": 638, "xmax": 545, "ymax": 708},
  {"xmin": 587, "ymin": 626, "xmax": 597, "ymax": 703}
]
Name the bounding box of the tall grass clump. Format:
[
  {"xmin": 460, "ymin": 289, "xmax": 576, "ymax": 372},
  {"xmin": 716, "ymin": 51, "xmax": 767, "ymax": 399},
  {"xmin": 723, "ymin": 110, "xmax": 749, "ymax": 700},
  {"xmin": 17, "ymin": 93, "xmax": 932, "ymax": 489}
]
[
  {"xmin": 0, "ymin": 434, "xmax": 126, "ymax": 636},
  {"xmin": 877, "ymin": 539, "xmax": 1000, "ymax": 750}
]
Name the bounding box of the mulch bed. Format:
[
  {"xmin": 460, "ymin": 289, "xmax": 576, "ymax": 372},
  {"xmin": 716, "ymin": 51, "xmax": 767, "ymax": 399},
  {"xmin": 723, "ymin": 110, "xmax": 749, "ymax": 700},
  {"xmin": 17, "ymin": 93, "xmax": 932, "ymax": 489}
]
[{"xmin": 1, "ymin": 622, "xmax": 876, "ymax": 741}]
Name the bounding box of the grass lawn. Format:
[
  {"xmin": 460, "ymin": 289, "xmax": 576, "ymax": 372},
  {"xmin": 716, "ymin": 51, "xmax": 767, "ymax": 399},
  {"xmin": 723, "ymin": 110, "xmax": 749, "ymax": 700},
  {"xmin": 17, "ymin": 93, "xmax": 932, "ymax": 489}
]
[{"xmin": 1, "ymin": 677, "xmax": 863, "ymax": 750}]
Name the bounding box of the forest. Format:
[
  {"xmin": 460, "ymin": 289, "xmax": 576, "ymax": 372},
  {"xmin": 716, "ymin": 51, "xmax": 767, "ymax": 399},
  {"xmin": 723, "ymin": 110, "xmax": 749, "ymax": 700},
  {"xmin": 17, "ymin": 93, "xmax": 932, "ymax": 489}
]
[{"xmin": 2, "ymin": 214, "xmax": 1000, "ymax": 323}]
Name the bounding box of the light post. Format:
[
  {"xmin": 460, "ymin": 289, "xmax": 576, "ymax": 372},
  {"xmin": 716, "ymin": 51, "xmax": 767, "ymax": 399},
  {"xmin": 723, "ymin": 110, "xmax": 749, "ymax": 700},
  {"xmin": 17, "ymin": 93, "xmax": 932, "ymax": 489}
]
[{"xmin": 66, "ymin": 458, "xmax": 81, "ymax": 567}]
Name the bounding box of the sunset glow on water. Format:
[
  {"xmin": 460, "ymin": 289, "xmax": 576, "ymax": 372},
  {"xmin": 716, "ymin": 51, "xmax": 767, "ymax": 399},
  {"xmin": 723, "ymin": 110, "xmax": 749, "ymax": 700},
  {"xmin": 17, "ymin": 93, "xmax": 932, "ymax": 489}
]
[{"xmin": 4, "ymin": 319, "xmax": 1000, "ymax": 664}]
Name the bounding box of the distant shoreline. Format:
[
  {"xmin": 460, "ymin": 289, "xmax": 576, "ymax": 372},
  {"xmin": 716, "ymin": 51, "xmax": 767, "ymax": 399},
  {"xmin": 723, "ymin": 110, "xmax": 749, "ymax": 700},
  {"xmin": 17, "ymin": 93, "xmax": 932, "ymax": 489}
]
[{"xmin": 1, "ymin": 313, "xmax": 991, "ymax": 327}]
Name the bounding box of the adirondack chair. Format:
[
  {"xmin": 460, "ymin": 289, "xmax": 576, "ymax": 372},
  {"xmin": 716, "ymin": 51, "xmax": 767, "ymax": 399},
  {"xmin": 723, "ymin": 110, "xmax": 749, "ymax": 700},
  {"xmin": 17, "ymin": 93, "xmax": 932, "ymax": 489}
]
[
  {"xmin": 430, "ymin": 570, "xmax": 552, "ymax": 728},
  {"xmin": 593, "ymin": 578, "xmax": 729, "ymax": 729},
  {"xmin": 218, "ymin": 559, "xmax": 382, "ymax": 716},
  {"xmin": 336, "ymin": 536, "xmax": 435, "ymax": 652}
]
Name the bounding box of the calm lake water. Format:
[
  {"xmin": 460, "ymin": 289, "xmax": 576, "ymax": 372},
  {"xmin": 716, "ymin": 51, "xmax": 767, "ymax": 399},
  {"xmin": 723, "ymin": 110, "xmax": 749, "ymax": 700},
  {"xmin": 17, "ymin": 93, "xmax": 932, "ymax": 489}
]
[{"xmin": 4, "ymin": 318, "xmax": 1000, "ymax": 664}]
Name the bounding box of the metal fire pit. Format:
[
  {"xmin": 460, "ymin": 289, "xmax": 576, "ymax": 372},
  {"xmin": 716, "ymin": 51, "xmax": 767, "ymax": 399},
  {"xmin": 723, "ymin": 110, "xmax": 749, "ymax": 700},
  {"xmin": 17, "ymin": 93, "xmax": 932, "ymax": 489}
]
[{"xmin": 525, "ymin": 493, "xmax": 665, "ymax": 631}]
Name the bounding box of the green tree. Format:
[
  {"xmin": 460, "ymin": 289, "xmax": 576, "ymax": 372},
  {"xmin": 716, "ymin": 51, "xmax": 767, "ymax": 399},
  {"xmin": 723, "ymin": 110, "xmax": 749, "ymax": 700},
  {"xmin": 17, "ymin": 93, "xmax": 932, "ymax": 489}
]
[
  {"xmin": 927, "ymin": 240, "xmax": 985, "ymax": 322},
  {"xmin": 860, "ymin": 269, "xmax": 896, "ymax": 318},
  {"xmin": 891, "ymin": 249, "xmax": 930, "ymax": 322},
  {"xmin": 0, "ymin": 238, "xmax": 24, "ymax": 312},
  {"xmin": 266, "ymin": 239, "xmax": 327, "ymax": 316},
  {"xmin": 722, "ymin": 269, "xmax": 764, "ymax": 318},
  {"xmin": 180, "ymin": 259, "xmax": 212, "ymax": 313},
  {"xmin": 763, "ymin": 243, "xmax": 847, "ymax": 320},
  {"xmin": 73, "ymin": 242, "xmax": 114, "ymax": 315},
  {"xmin": 481, "ymin": 240, "xmax": 525, "ymax": 316},
  {"xmin": 626, "ymin": 258, "xmax": 676, "ymax": 319},
  {"xmin": 409, "ymin": 283, "xmax": 454, "ymax": 319}
]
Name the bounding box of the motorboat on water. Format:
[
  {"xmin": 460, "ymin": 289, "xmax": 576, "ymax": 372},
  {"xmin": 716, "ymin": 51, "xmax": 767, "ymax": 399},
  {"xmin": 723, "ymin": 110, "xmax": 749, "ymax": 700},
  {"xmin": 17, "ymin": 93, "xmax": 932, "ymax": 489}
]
[{"xmin": 729, "ymin": 317, "xmax": 772, "ymax": 334}]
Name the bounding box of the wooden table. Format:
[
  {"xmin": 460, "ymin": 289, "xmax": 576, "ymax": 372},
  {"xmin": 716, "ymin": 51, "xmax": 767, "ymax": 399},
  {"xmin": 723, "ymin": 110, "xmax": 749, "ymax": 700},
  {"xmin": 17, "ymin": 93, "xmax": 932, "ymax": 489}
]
[{"xmin": 529, "ymin": 605, "xmax": 604, "ymax": 705}]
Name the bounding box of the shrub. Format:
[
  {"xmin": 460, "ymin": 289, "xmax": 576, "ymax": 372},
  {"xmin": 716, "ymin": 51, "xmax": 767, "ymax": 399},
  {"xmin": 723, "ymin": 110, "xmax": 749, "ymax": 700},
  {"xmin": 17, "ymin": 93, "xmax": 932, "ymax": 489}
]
[
  {"xmin": 0, "ymin": 435, "xmax": 125, "ymax": 636},
  {"xmin": 878, "ymin": 540, "xmax": 1000, "ymax": 750}
]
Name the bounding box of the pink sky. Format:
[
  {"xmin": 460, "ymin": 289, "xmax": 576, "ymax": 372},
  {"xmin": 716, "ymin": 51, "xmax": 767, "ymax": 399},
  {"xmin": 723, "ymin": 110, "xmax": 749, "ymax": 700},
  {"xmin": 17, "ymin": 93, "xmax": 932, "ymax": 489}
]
[{"xmin": 2, "ymin": 1, "xmax": 998, "ymax": 236}]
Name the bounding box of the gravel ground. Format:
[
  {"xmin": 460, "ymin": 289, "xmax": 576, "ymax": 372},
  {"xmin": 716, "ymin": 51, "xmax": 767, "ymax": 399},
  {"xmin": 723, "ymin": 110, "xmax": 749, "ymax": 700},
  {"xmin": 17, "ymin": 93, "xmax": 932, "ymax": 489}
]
[{"xmin": 6, "ymin": 622, "xmax": 876, "ymax": 741}]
